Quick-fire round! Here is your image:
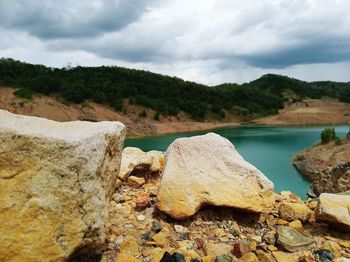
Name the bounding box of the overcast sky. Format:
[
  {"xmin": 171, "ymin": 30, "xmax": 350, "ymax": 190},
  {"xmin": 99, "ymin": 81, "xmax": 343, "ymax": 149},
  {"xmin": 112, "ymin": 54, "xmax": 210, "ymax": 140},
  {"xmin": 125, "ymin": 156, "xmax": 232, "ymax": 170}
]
[{"xmin": 1, "ymin": 0, "xmax": 349, "ymax": 85}]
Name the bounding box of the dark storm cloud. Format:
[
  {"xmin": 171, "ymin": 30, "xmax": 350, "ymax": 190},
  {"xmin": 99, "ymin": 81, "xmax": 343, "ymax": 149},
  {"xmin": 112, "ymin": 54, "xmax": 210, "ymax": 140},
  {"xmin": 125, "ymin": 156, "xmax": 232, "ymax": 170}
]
[
  {"xmin": 240, "ymin": 38, "xmax": 350, "ymax": 68},
  {"xmin": 0, "ymin": 0, "xmax": 350, "ymax": 84},
  {"xmin": 0, "ymin": 0, "xmax": 156, "ymax": 39}
]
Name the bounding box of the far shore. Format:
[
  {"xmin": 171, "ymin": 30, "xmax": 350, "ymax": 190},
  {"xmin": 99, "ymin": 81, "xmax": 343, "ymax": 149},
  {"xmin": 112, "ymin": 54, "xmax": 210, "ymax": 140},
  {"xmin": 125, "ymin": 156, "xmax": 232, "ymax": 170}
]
[
  {"xmin": 1, "ymin": 87, "xmax": 349, "ymax": 139},
  {"xmin": 126, "ymin": 120, "xmax": 350, "ymax": 139},
  {"xmin": 126, "ymin": 121, "xmax": 240, "ymax": 139}
]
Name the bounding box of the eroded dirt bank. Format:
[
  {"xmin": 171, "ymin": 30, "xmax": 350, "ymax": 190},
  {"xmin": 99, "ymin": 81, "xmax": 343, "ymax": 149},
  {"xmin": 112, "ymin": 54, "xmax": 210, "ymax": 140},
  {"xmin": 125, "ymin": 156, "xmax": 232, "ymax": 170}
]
[
  {"xmin": 2, "ymin": 87, "xmax": 350, "ymax": 139},
  {"xmin": 255, "ymin": 99, "xmax": 350, "ymax": 125},
  {"xmin": 0, "ymin": 87, "xmax": 238, "ymax": 138}
]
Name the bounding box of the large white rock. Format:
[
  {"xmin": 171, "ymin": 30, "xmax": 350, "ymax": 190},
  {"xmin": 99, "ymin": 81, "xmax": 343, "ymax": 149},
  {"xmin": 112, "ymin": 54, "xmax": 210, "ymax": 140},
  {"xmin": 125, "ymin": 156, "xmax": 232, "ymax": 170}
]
[
  {"xmin": 316, "ymin": 193, "xmax": 350, "ymax": 232},
  {"xmin": 0, "ymin": 110, "xmax": 125, "ymax": 261},
  {"xmin": 157, "ymin": 133, "xmax": 275, "ymax": 219}
]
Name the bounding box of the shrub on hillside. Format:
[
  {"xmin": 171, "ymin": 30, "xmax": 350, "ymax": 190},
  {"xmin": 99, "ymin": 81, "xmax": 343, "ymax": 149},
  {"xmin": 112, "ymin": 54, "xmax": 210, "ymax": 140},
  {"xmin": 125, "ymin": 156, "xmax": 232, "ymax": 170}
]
[
  {"xmin": 139, "ymin": 110, "xmax": 147, "ymax": 117},
  {"xmin": 320, "ymin": 128, "xmax": 336, "ymax": 144},
  {"xmin": 154, "ymin": 112, "xmax": 160, "ymax": 121},
  {"xmin": 13, "ymin": 88, "xmax": 33, "ymax": 100},
  {"xmin": 335, "ymin": 137, "xmax": 342, "ymax": 145},
  {"xmin": 219, "ymin": 110, "xmax": 226, "ymax": 119}
]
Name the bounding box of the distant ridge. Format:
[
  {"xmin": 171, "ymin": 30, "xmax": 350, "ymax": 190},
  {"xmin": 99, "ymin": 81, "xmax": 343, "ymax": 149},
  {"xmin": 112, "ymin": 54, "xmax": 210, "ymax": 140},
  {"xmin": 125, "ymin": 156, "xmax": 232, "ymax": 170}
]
[{"xmin": 1, "ymin": 58, "xmax": 350, "ymax": 121}]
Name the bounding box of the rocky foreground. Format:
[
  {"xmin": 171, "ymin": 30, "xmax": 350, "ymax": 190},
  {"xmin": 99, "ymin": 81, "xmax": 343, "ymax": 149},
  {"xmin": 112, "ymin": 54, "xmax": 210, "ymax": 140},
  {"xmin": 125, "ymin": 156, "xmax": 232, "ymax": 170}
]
[
  {"xmin": 1, "ymin": 110, "xmax": 350, "ymax": 262},
  {"xmin": 104, "ymin": 142, "xmax": 350, "ymax": 262}
]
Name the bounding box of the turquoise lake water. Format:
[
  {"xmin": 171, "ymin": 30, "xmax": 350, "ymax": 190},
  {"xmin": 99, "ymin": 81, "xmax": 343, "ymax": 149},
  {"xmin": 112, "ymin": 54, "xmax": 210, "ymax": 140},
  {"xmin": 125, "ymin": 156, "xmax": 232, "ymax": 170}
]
[{"xmin": 125, "ymin": 125, "xmax": 348, "ymax": 198}]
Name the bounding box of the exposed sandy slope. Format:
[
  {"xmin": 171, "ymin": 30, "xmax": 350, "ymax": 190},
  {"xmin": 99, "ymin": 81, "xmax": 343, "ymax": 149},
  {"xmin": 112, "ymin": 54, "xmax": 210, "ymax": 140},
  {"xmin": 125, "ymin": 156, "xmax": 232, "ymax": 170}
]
[
  {"xmin": 255, "ymin": 99, "xmax": 350, "ymax": 125},
  {"xmin": 2, "ymin": 87, "xmax": 349, "ymax": 138},
  {"xmin": 0, "ymin": 87, "xmax": 238, "ymax": 138}
]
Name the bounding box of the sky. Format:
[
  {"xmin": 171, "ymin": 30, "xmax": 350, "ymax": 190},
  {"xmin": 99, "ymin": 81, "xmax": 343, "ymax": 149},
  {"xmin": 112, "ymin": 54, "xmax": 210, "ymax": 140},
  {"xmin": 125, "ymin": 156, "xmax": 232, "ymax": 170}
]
[{"xmin": 0, "ymin": 0, "xmax": 350, "ymax": 85}]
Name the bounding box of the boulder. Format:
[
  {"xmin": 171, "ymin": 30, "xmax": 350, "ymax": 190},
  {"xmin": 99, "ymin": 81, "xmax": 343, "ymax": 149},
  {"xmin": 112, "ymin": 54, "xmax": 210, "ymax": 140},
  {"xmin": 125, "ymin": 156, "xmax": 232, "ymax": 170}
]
[
  {"xmin": 315, "ymin": 193, "xmax": 350, "ymax": 232},
  {"xmin": 276, "ymin": 226, "xmax": 315, "ymax": 252},
  {"xmin": 118, "ymin": 147, "xmax": 164, "ymax": 180},
  {"xmin": 279, "ymin": 202, "xmax": 313, "ymax": 222},
  {"xmin": 157, "ymin": 133, "xmax": 275, "ymax": 219},
  {"xmin": 0, "ymin": 110, "xmax": 125, "ymax": 261}
]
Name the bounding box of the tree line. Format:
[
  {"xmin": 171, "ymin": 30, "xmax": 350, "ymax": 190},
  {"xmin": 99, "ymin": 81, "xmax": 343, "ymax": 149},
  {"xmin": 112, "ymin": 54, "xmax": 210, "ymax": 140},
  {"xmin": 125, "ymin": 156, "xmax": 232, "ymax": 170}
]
[{"xmin": 0, "ymin": 58, "xmax": 349, "ymax": 120}]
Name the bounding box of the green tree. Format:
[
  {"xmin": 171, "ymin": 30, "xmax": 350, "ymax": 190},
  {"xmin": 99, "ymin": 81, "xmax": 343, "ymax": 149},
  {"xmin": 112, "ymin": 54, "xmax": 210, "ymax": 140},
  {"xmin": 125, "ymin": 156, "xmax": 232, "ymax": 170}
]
[
  {"xmin": 13, "ymin": 88, "xmax": 33, "ymax": 99},
  {"xmin": 347, "ymin": 127, "xmax": 350, "ymax": 139},
  {"xmin": 219, "ymin": 109, "xmax": 226, "ymax": 119},
  {"xmin": 321, "ymin": 128, "xmax": 336, "ymax": 144},
  {"xmin": 153, "ymin": 112, "xmax": 160, "ymax": 121},
  {"xmin": 111, "ymin": 98, "xmax": 123, "ymax": 111},
  {"xmin": 93, "ymin": 90, "xmax": 107, "ymax": 104},
  {"xmin": 2, "ymin": 58, "xmax": 350, "ymax": 121},
  {"xmin": 139, "ymin": 110, "xmax": 147, "ymax": 117}
]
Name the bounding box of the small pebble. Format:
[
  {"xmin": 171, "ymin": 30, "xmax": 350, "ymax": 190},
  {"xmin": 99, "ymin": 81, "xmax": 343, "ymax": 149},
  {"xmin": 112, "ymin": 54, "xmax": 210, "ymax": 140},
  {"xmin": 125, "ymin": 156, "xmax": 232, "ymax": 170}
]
[
  {"xmin": 137, "ymin": 214, "xmax": 146, "ymax": 221},
  {"xmin": 152, "ymin": 220, "xmax": 162, "ymax": 233},
  {"xmin": 174, "ymin": 225, "xmax": 185, "ymax": 233},
  {"xmin": 314, "ymin": 249, "xmax": 334, "ymax": 262}
]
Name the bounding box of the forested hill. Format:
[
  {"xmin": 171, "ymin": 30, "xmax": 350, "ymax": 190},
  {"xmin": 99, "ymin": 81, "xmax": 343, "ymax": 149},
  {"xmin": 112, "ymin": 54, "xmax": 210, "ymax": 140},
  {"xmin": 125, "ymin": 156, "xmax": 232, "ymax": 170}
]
[{"xmin": 1, "ymin": 58, "xmax": 350, "ymax": 120}]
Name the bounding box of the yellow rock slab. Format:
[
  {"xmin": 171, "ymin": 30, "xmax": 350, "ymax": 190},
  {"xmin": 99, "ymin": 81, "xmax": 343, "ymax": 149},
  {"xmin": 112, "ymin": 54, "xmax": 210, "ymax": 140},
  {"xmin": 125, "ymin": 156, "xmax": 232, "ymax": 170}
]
[{"xmin": 0, "ymin": 110, "xmax": 125, "ymax": 261}]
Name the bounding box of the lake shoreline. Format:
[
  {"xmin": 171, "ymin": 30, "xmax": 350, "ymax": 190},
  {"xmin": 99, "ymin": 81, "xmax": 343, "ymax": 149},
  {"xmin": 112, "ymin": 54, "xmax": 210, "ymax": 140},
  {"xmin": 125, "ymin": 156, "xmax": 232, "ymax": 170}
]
[
  {"xmin": 127, "ymin": 121, "xmax": 348, "ymax": 139},
  {"xmin": 2, "ymin": 87, "xmax": 348, "ymax": 140},
  {"xmin": 126, "ymin": 121, "xmax": 240, "ymax": 139},
  {"xmin": 126, "ymin": 125, "xmax": 350, "ymax": 197}
]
